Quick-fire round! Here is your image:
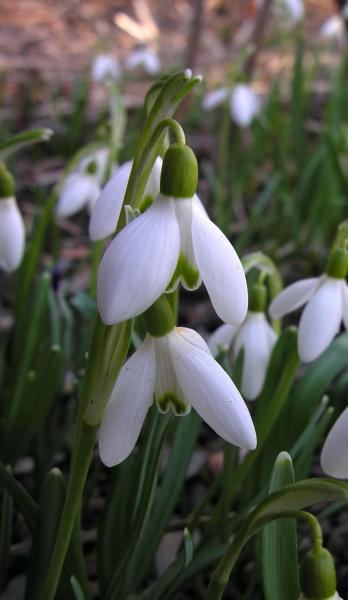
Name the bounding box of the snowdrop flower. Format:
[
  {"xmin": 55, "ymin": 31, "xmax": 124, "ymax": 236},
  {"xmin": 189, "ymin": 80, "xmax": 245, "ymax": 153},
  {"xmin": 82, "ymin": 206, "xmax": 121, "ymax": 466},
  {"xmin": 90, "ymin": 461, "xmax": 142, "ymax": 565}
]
[
  {"xmin": 202, "ymin": 84, "xmax": 261, "ymax": 128},
  {"xmin": 319, "ymin": 15, "xmax": 346, "ymax": 44},
  {"xmin": 99, "ymin": 301, "xmax": 256, "ymax": 466},
  {"xmin": 269, "ymin": 249, "xmax": 348, "ymax": 363},
  {"xmin": 278, "ymin": 0, "xmax": 304, "ymax": 24},
  {"xmin": 209, "ymin": 285, "xmax": 277, "ymax": 400},
  {"xmin": 91, "ymin": 53, "xmax": 121, "ymax": 82},
  {"xmin": 0, "ymin": 164, "xmax": 25, "ymax": 273},
  {"xmin": 124, "ymin": 47, "xmax": 161, "ymax": 75},
  {"xmin": 95, "ymin": 144, "xmax": 248, "ymax": 326},
  {"xmin": 320, "ymin": 406, "xmax": 348, "ymax": 479}
]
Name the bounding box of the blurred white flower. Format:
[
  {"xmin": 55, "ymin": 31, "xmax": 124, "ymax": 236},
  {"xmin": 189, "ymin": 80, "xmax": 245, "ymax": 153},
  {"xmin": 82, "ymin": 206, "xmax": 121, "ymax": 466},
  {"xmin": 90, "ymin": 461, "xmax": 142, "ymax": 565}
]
[
  {"xmin": 280, "ymin": 0, "xmax": 304, "ymax": 24},
  {"xmin": 321, "ymin": 406, "xmax": 348, "ymax": 479},
  {"xmin": 96, "ymin": 191, "xmax": 247, "ymax": 327},
  {"xmin": 89, "ymin": 157, "xmax": 162, "ymax": 241},
  {"xmin": 99, "ymin": 326, "xmax": 257, "ymax": 466},
  {"xmin": 319, "ymin": 15, "xmax": 346, "ymax": 44},
  {"xmin": 0, "ymin": 196, "xmax": 25, "ymax": 273},
  {"xmin": 91, "ymin": 53, "xmax": 121, "ymax": 82},
  {"xmin": 269, "ymin": 273, "xmax": 348, "ymax": 363},
  {"xmin": 209, "ymin": 312, "xmax": 277, "ymax": 401},
  {"xmin": 202, "ymin": 84, "xmax": 261, "ymax": 128},
  {"xmin": 125, "ymin": 48, "xmax": 161, "ymax": 75}
]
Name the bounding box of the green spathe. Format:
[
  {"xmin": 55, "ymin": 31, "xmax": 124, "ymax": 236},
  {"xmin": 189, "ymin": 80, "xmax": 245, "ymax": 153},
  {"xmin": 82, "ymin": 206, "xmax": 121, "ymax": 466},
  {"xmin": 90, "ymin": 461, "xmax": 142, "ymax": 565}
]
[
  {"xmin": 0, "ymin": 162, "xmax": 15, "ymax": 198},
  {"xmin": 299, "ymin": 547, "xmax": 337, "ymax": 599},
  {"xmin": 160, "ymin": 144, "xmax": 198, "ymax": 198},
  {"xmin": 325, "ymin": 249, "xmax": 348, "ymax": 280}
]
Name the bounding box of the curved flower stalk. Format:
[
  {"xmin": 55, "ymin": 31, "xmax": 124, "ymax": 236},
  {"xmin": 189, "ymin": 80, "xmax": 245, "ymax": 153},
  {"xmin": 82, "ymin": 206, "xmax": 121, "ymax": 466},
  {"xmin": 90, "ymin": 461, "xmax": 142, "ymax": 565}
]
[
  {"xmin": 320, "ymin": 407, "xmax": 348, "ymax": 479},
  {"xmin": 269, "ymin": 249, "xmax": 348, "ymax": 363},
  {"xmin": 99, "ymin": 322, "xmax": 257, "ymax": 467},
  {"xmin": 0, "ymin": 164, "xmax": 25, "ymax": 273},
  {"xmin": 202, "ymin": 83, "xmax": 261, "ymax": 128},
  {"xmin": 91, "ymin": 53, "xmax": 121, "ymax": 82},
  {"xmin": 124, "ymin": 47, "xmax": 161, "ymax": 75},
  {"xmin": 209, "ymin": 285, "xmax": 277, "ymax": 400},
  {"xmin": 95, "ymin": 143, "xmax": 247, "ymax": 326},
  {"xmin": 89, "ymin": 156, "xmax": 162, "ymax": 240},
  {"xmin": 56, "ymin": 148, "xmax": 110, "ymax": 218}
]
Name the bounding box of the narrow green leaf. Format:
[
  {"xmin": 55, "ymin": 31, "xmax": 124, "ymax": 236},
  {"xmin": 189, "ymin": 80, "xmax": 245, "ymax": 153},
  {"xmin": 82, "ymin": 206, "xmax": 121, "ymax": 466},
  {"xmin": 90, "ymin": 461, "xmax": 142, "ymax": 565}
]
[
  {"xmin": 0, "ymin": 462, "xmax": 38, "ymax": 533},
  {"xmin": 149, "ymin": 529, "xmax": 193, "ymax": 600},
  {"xmin": 261, "ymin": 452, "xmax": 300, "ymax": 600},
  {"xmin": 0, "ymin": 128, "xmax": 53, "ymax": 158}
]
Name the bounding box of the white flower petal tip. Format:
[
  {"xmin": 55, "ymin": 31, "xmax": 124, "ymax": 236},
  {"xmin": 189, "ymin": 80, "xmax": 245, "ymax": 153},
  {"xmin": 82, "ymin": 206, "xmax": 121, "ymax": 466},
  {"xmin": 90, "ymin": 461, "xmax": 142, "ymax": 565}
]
[
  {"xmin": 97, "ymin": 195, "xmax": 180, "ymax": 325},
  {"xmin": 342, "ymin": 283, "xmax": 348, "ymax": 330},
  {"xmin": 234, "ymin": 313, "xmax": 277, "ymax": 401},
  {"xmin": 0, "ymin": 197, "xmax": 25, "ymax": 273},
  {"xmin": 191, "ymin": 199, "xmax": 248, "ymax": 325},
  {"xmin": 170, "ymin": 328, "xmax": 257, "ymax": 450},
  {"xmin": 91, "ymin": 54, "xmax": 121, "ymax": 82},
  {"xmin": 320, "ymin": 407, "xmax": 348, "ymax": 479},
  {"xmin": 124, "ymin": 49, "xmax": 161, "ymax": 75},
  {"xmin": 89, "ymin": 161, "xmax": 133, "ymax": 240},
  {"xmin": 298, "ymin": 278, "xmax": 343, "ymax": 363},
  {"xmin": 230, "ymin": 84, "xmax": 261, "ymax": 128},
  {"xmin": 208, "ymin": 323, "xmax": 238, "ymax": 357},
  {"xmin": 268, "ymin": 277, "xmax": 320, "ymax": 320},
  {"xmin": 99, "ymin": 335, "xmax": 155, "ymax": 467},
  {"xmin": 56, "ymin": 173, "xmax": 100, "ymax": 218},
  {"xmin": 202, "ymin": 88, "xmax": 229, "ymax": 111}
]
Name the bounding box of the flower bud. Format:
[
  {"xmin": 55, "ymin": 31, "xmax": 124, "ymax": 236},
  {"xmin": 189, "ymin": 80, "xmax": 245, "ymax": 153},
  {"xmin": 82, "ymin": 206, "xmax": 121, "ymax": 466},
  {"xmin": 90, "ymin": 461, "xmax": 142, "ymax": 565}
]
[
  {"xmin": 299, "ymin": 546, "xmax": 339, "ymax": 600},
  {"xmin": 249, "ymin": 283, "xmax": 267, "ymax": 312},
  {"xmin": 0, "ymin": 162, "xmax": 15, "ymax": 198},
  {"xmin": 325, "ymin": 248, "xmax": 348, "ymax": 279},
  {"xmin": 160, "ymin": 144, "xmax": 198, "ymax": 198}
]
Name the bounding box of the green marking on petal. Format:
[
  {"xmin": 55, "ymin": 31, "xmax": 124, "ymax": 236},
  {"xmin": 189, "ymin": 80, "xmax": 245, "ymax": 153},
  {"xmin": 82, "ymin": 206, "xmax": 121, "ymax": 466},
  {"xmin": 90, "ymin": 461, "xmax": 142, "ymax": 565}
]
[
  {"xmin": 167, "ymin": 253, "xmax": 200, "ymax": 291},
  {"xmin": 156, "ymin": 392, "xmax": 190, "ymax": 416}
]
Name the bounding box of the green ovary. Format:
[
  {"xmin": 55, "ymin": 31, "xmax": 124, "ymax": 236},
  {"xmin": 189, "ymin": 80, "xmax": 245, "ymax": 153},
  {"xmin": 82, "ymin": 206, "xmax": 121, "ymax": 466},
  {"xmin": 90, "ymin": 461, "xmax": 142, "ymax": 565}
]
[{"xmin": 156, "ymin": 392, "xmax": 190, "ymax": 416}]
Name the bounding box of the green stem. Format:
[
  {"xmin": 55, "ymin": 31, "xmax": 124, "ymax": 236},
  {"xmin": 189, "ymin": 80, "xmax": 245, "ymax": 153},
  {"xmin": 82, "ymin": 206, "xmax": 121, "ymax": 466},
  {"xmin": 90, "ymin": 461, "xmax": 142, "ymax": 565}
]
[
  {"xmin": 0, "ymin": 462, "xmax": 38, "ymax": 533},
  {"xmin": 151, "ymin": 118, "xmax": 186, "ymax": 147},
  {"xmin": 39, "ymin": 422, "xmax": 97, "ymax": 600}
]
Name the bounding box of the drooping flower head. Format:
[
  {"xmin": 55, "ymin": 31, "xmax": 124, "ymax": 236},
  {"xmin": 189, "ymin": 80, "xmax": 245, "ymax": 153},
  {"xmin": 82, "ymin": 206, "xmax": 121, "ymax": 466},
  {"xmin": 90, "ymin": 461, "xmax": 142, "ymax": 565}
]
[
  {"xmin": 209, "ymin": 284, "xmax": 277, "ymax": 400},
  {"xmin": 94, "ymin": 143, "xmax": 248, "ymax": 327},
  {"xmin": 269, "ymin": 249, "xmax": 348, "ymax": 363},
  {"xmin": 202, "ymin": 83, "xmax": 261, "ymax": 128},
  {"xmin": 0, "ymin": 162, "xmax": 25, "ymax": 273},
  {"xmin": 320, "ymin": 406, "xmax": 348, "ymax": 479},
  {"xmin": 99, "ymin": 295, "xmax": 256, "ymax": 466},
  {"xmin": 124, "ymin": 47, "xmax": 161, "ymax": 75},
  {"xmin": 91, "ymin": 53, "xmax": 121, "ymax": 83}
]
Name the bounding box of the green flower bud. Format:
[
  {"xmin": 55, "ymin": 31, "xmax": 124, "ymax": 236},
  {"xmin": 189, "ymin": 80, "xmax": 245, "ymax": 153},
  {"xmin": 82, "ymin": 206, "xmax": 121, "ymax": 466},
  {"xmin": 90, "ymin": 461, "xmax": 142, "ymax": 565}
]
[
  {"xmin": 0, "ymin": 162, "xmax": 15, "ymax": 198},
  {"xmin": 325, "ymin": 248, "xmax": 348, "ymax": 279},
  {"xmin": 299, "ymin": 547, "xmax": 337, "ymax": 600},
  {"xmin": 160, "ymin": 144, "xmax": 198, "ymax": 198},
  {"xmin": 249, "ymin": 284, "xmax": 267, "ymax": 312},
  {"xmin": 143, "ymin": 295, "xmax": 176, "ymax": 337}
]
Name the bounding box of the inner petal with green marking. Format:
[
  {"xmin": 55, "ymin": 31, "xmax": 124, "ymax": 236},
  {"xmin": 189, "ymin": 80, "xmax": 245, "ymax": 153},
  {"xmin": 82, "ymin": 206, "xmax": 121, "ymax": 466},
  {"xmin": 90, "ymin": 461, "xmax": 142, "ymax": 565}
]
[{"xmin": 153, "ymin": 335, "xmax": 190, "ymax": 416}]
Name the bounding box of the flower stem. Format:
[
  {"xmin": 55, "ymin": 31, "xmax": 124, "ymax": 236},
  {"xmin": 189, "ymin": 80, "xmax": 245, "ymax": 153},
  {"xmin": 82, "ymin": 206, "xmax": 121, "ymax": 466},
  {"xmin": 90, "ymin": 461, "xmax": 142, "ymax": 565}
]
[
  {"xmin": 39, "ymin": 422, "xmax": 97, "ymax": 600},
  {"xmin": 151, "ymin": 118, "xmax": 186, "ymax": 147}
]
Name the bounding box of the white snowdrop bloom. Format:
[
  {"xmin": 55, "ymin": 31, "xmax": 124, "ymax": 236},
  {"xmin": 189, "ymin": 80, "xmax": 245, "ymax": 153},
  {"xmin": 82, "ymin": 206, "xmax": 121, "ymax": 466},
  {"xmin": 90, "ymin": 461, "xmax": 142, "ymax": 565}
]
[
  {"xmin": 99, "ymin": 326, "xmax": 257, "ymax": 466},
  {"xmin": 230, "ymin": 84, "xmax": 262, "ymax": 128},
  {"xmin": 78, "ymin": 147, "xmax": 109, "ymax": 186},
  {"xmin": 209, "ymin": 285, "xmax": 277, "ymax": 401},
  {"xmin": 96, "ymin": 145, "xmax": 247, "ymax": 326},
  {"xmin": 276, "ymin": 0, "xmax": 304, "ymax": 24},
  {"xmin": 0, "ymin": 196, "xmax": 25, "ymax": 273},
  {"xmin": 125, "ymin": 48, "xmax": 161, "ymax": 75},
  {"xmin": 321, "ymin": 407, "xmax": 348, "ymax": 479},
  {"xmin": 89, "ymin": 157, "xmax": 162, "ymax": 241},
  {"xmin": 56, "ymin": 172, "xmax": 101, "ymax": 218},
  {"xmin": 319, "ymin": 15, "xmax": 346, "ymax": 44},
  {"xmin": 202, "ymin": 84, "xmax": 261, "ymax": 128},
  {"xmin": 269, "ymin": 250, "xmax": 348, "ymax": 363},
  {"xmin": 91, "ymin": 53, "xmax": 121, "ymax": 82}
]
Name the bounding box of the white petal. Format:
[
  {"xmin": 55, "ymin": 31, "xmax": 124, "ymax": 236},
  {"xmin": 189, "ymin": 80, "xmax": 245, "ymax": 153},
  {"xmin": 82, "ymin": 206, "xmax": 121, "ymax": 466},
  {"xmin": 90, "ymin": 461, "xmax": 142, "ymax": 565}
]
[
  {"xmin": 341, "ymin": 282, "xmax": 348, "ymax": 330},
  {"xmin": 230, "ymin": 84, "xmax": 261, "ymax": 128},
  {"xmin": 0, "ymin": 197, "xmax": 25, "ymax": 272},
  {"xmin": 169, "ymin": 329, "xmax": 257, "ymax": 449},
  {"xmin": 208, "ymin": 323, "xmax": 238, "ymax": 357},
  {"xmin": 167, "ymin": 198, "xmax": 201, "ymax": 291},
  {"xmin": 320, "ymin": 407, "xmax": 348, "ymax": 479},
  {"xmin": 283, "ymin": 0, "xmax": 304, "ymax": 23},
  {"xmin": 97, "ymin": 195, "xmax": 180, "ymax": 325},
  {"xmin": 56, "ymin": 173, "xmax": 97, "ymax": 217},
  {"xmin": 99, "ymin": 335, "xmax": 155, "ymax": 466},
  {"xmin": 153, "ymin": 335, "xmax": 189, "ymax": 415},
  {"xmin": 268, "ymin": 277, "xmax": 320, "ymax": 320},
  {"xmin": 125, "ymin": 49, "xmax": 161, "ymax": 75},
  {"xmin": 233, "ymin": 313, "xmax": 277, "ymax": 400},
  {"xmin": 298, "ymin": 277, "xmax": 343, "ymax": 363},
  {"xmin": 79, "ymin": 147, "xmax": 109, "ymax": 185},
  {"xmin": 143, "ymin": 157, "xmax": 162, "ymax": 201},
  {"xmin": 320, "ymin": 15, "xmax": 345, "ymax": 41},
  {"xmin": 89, "ymin": 161, "xmax": 133, "ymax": 241},
  {"xmin": 191, "ymin": 198, "xmax": 248, "ymax": 325},
  {"xmin": 202, "ymin": 88, "xmax": 229, "ymax": 111},
  {"xmin": 91, "ymin": 54, "xmax": 121, "ymax": 82}
]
